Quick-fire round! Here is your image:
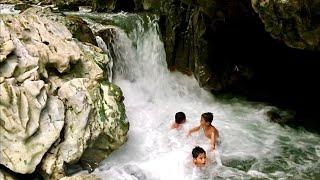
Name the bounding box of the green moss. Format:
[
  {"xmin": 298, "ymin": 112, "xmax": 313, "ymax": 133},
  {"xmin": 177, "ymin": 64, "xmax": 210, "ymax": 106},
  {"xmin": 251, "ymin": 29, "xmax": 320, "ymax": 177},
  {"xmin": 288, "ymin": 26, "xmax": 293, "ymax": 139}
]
[
  {"xmin": 67, "ymin": 61, "xmax": 85, "ymax": 78},
  {"xmin": 110, "ymin": 112, "xmax": 115, "ymax": 118},
  {"xmin": 98, "ymin": 102, "xmax": 106, "ymax": 122}
]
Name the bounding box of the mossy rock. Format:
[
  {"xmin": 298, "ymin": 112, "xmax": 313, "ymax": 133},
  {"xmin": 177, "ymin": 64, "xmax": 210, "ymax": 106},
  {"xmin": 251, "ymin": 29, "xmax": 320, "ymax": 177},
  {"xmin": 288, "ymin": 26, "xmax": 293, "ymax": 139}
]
[
  {"xmin": 252, "ymin": 0, "xmax": 320, "ymax": 51},
  {"xmin": 80, "ymin": 81, "xmax": 129, "ymax": 171},
  {"xmin": 65, "ymin": 15, "xmax": 97, "ymax": 45}
]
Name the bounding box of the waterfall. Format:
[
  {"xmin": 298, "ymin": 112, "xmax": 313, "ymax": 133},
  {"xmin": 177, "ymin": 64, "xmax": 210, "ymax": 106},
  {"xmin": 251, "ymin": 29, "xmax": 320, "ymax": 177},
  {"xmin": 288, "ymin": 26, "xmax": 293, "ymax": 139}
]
[
  {"xmin": 96, "ymin": 36, "xmax": 114, "ymax": 82},
  {"xmin": 91, "ymin": 13, "xmax": 320, "ymax": 180},
  {"xmin": 0, "ymin": 4, "xmax": 20, "ymax": 14}
]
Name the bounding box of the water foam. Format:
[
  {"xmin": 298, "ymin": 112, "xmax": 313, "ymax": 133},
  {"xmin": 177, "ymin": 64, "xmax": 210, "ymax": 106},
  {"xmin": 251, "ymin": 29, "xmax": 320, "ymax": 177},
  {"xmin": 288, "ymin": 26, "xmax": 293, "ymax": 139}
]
[{"xmin": 0, "ymin": 4, "xmax": 20, "ymax": 14}]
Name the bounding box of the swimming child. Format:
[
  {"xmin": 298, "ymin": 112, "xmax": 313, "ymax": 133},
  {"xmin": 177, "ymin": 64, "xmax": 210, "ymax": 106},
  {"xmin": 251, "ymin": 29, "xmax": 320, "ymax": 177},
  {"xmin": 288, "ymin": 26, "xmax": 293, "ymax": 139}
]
[
  {"xmin": 192, "ymin": 146, "xmax": 207, "ymax": 168},
  {"xmin": 171, "ymin": 112, "xmax": 186, "ymax": 130},
  {"xmin": 187, "ymin": 112, "xmax": 219, "ymax": 150}
]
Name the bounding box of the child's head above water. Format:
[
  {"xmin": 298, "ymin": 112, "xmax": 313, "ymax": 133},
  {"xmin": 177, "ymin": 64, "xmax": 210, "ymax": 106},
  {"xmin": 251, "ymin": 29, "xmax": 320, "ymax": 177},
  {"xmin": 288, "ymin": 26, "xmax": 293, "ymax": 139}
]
[
  {"xmin": 201, "ymin": 112, "xmax": 213, "ymax": 125},
  {"xmin": 175, "ymin": 112, "xmax": 186, "ymax": 124},
  {"xmin": 192, "ymin": 146, "xmax": 207, "ymax": 167}
]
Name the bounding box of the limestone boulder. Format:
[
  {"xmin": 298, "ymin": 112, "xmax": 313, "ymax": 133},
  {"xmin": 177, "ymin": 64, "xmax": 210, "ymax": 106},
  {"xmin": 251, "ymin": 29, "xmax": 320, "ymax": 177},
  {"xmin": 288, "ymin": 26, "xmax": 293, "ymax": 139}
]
[
  {"xmin": 40, "ymin": 79, "xmax": 128, "ymax": 179},
  {"xmin": 0, "ymin": 7, "xmax": 128, "ymax": 179},
  {"xmin": 0, "ymin": 168, "xmax": 18, "ymax": 180},
  {"xmin": 21, "ymin": 7, "xmax": 97, "ymax": 46},
  {"xmin": 0, "ymin": 11, "xmax": 76, "ymax": 173},
  {"xmin": 0, "ymin": 79, "xmax": 65, "ymax": 174},
  {"xmin": 251, "ymin": 0, "xmax": 320, "ymax": 51}
]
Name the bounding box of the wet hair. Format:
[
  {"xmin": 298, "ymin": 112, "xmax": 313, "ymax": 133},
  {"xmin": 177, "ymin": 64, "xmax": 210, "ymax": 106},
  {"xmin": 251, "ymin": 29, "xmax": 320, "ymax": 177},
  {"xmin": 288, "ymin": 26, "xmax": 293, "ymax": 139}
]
[
  {"xmin": 175, "ymin": 112, "xmax": 186, "ymax": 124},
  {"xmin": 192, "ymin": 146, "xmax": 206, "ymax": 159},
  {"xmin": 201, "ymin": 112, "xmax": 213, "ymax": 124}
]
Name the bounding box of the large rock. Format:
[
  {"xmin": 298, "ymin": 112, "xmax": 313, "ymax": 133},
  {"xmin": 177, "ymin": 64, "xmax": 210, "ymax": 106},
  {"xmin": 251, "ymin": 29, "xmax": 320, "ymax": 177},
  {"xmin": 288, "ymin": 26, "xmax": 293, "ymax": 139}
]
[
  {"xmin": 0, "ymin": 12, "xmax": 82, "ymax": 74},
  {"xmin": 252, "ymin": 0, "xmax": 320, "ymax": 51},
  {"xmin": 0, "ymin": 40, "xmax": 15, "ymax": 63},
  {"xmin": 0, "ymin": 7, "xmax": 128, "ymax": 179},
  {"xmin": 80, "ymin": 82, "xmax": 128, "ymax": 170},
  {"xmin": 0, "ymin": 168, "xmax": 18, "ymax": 180},
  {"xmin": 21, "ymin": 7, "xmax": 97, "ymax": 46},
  {"xmin": 40, "ymin": 79, "xmax": 128, "ymax": 179},
  {"xmin": 0, "ymin": 80, "xmax": 64, "ymax": 174},
  {"xmin": 155, "ymin": 0, "xmax": 224, "ymax": 90},
  {"xmin": 0, "ymin": 11, "xmax": 77, "ymax": 174}
]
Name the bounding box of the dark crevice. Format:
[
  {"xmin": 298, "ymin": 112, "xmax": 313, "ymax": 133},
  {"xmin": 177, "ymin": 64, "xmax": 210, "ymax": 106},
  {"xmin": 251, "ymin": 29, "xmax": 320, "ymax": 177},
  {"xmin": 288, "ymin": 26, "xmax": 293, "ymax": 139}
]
[
  {"xmin": 0, "ymin": 164, "xmax": 43, "ymax": 180},
  {"xmin": 206, "ymin": 7, "xmax": 320, "ymax": 132},
  {"xmin": 114, "ymin": 0, "xmax": 135, "ymax": 12}
]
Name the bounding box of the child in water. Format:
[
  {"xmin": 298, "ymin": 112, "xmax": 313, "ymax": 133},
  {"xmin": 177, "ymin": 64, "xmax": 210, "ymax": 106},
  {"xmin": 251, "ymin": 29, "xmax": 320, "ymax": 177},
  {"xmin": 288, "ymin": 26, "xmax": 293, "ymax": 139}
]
[
  {"xmin": 171, "ymin": 112, "xmax": 186, "ymax": 130},
  {"xmin": 192, "ymin": 146, "xmax": 207, "ymax": 167},
  {"xmin": 190, "ymin": 146, "xmax": 212, "ymax": 179},
  {"xmin": 187, "ymin": 112, "xmax": 219, "ymax": 150}
]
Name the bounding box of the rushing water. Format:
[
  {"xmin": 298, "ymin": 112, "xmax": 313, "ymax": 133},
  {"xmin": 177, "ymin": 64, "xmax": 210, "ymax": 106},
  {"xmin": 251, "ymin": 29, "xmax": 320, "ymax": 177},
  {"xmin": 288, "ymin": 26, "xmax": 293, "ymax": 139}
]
[
  {"xmin": 74, "ymin": 13, "xmax": 320, "ymax": 179},
  {"xmin": 0, "ymin": 4, "xmax": 20, "ymax": 14}
]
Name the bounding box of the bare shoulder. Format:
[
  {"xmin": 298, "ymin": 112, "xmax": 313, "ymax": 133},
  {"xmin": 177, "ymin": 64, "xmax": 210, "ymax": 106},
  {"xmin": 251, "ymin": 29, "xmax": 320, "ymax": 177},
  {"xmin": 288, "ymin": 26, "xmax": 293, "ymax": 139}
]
[
  {"xmin": 171, "ymin": 122, "xmax": 178, "ymax": 129},
  {"xmin": 211, "ymin": 125, "xmax": 219, "ymax": 136}
]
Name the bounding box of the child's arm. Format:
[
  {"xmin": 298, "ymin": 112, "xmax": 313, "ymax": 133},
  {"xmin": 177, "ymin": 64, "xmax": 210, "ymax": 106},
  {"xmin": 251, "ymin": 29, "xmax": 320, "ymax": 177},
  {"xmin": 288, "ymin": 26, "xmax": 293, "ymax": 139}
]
[
  {"xmin": 210, "ymin": 131, "xmax": 217, "ymax": 150},
  {"xmin": 187, "ymin": 125, "xmax": 201, "ymax": 136}
]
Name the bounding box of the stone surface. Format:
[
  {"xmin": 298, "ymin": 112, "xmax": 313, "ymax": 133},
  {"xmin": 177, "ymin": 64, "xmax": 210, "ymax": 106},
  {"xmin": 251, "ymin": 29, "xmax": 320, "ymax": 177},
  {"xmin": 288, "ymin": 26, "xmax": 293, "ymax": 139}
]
[
  {"xmin": 0, "ymin": 40, "xmax": 15, "ymax": 63},
  {"xmin": 40, "ymin": 79, "xmax": 128, "ymax": 179},
  {"xmin": 80, "ymin": 82, "xmax": 128, "ymax": 171},
  {"xmin": 155, "ymin": 0, "xmax": 223, "ymax": 90},
  {"xmin": 21, "ymin": 7, "xmax": 97, "ymax": 46},
  {"xmin": 264, "ymin": 108, "xmax": 294, "ymax": 124},
  {"xmin": 0, "ymin": 7, "xmax": 128, "ymax": 179},
  {"xmin": 252, "ymin": 0, "xmax": 320, "ymax": 51},
  {"xmin": 0, "ymin": 11, "xmax": 75, "ymax": 173},
  {"xmin": 0, "ymin": 168, "xmax": 18, "ymax": 180},
  {"xmin": 0, "ymin": 79, "xmax": 65, "ymax": 174}
]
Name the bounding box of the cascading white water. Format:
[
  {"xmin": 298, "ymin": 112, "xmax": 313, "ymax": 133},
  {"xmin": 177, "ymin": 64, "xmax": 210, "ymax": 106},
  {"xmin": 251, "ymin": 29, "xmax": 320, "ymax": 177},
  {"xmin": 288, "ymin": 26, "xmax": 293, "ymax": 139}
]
[
  {"xmin": 0, "ymin": 4, "xmax": 20, "ymax": 14},
  {"xmin": 96, "ymin": 36, "xmax": 114, "ymax": 82},
  {"xmin": 91, "ymin": 13, "xmax": 320, "ymax": 180}
]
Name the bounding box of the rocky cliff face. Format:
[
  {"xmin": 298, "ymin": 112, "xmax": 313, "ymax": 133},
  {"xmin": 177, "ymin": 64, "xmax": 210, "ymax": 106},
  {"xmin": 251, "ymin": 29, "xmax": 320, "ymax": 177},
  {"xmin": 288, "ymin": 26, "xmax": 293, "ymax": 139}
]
[
  {"xmin": 159, "ymin": 1, "xmax": 218, "ymax": 90},
  {"xmin": 0, "ymin": 7, "xmax": 129, "ymax": 179},
  {"xmin": 252, "ymin": 0, "xmax": 320, "ymax": 51}
]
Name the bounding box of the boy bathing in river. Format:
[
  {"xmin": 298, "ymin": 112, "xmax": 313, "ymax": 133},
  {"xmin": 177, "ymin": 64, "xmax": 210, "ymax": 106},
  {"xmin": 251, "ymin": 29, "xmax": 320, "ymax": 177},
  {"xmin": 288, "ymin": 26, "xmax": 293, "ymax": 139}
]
[
  {"xmin": 192, "ymin": 146, "xmax": 207, "ymax": 168},
  {"xmin": 187, "ymin": 112, "xmax": 219, "ymax": 150},
  {"xmin": 171, "ymin": 112, "xmax": 186, "ymax": 130},
  {"xmin": 191, "ymin": 146, "xmax": 218, "ymax": 179}
]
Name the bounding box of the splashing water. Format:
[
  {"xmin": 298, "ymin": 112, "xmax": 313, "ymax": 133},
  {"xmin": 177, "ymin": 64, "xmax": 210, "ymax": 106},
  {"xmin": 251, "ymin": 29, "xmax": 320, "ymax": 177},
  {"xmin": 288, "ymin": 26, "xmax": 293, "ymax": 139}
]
[
  {"xmin": 87, "ymin": 13, "xmax": 320, "ymax": 179},
  {"xmin": 96, "ymin": 36, "xmax": 114, "ymax": 82},
  {"xmin": 0, "ymin": 4, "xmax": 20, "ymax": 14}
]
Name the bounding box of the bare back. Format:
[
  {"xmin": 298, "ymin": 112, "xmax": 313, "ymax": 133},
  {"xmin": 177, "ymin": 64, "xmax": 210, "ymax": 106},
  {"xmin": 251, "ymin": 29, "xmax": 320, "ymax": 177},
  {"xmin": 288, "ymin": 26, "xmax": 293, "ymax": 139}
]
[{"xmin": 203, "ymin": 125, "xmax": 219, "ymax": 139}]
